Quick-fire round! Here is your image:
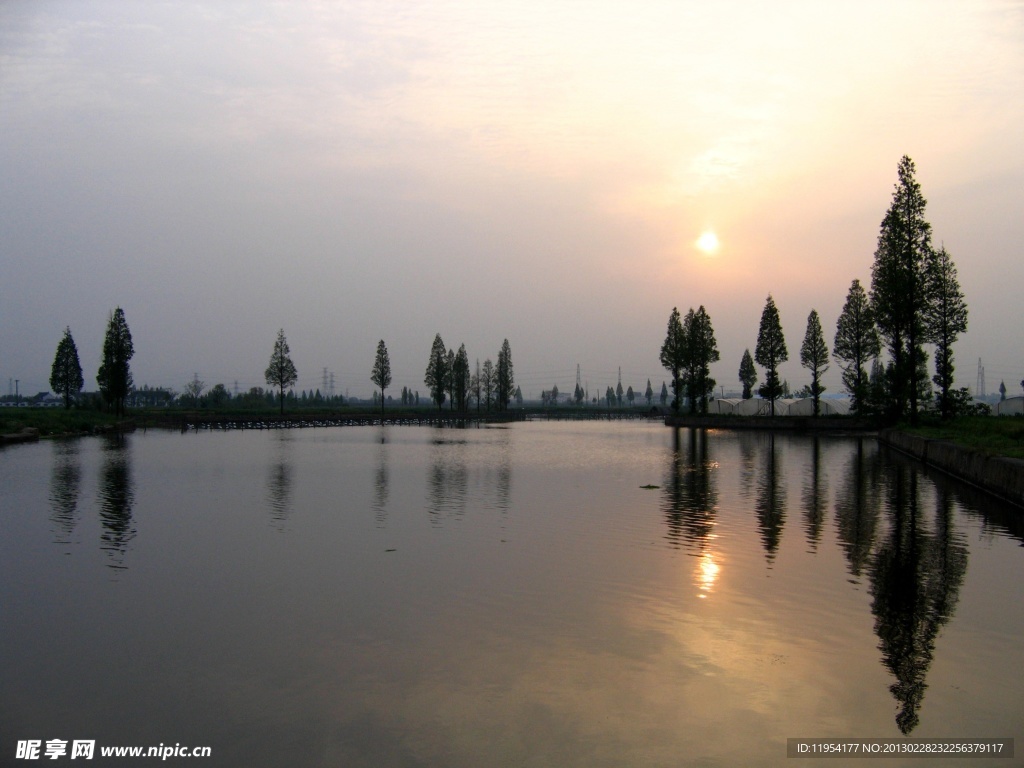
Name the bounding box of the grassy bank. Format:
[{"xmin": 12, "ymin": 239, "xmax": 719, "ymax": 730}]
[
  {"xmin": 0, "ymin": 408, "xmax": 124, "ymax": 438},
  {"xmin": 902, "ymin": 416, "xmax": 1024, "ymax": 460}
]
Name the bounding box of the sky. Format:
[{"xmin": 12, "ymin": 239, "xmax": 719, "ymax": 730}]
[{"xmin": 2, "ymin": 0, "xmax": 1023, "ymax": 401}]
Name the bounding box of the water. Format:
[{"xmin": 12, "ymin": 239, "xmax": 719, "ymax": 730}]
[{"xmin": 1, "ymin": 422, "xmax": 1021, "ymax": 767}]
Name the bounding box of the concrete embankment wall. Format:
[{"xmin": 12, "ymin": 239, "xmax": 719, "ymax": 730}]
[{"xmin": 879, "ymin": 428, "xmax": 1024, "ymax": 509}]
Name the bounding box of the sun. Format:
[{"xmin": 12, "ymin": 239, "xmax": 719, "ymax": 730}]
[{"xmin": 696, "ymin": 230, "xmax": 720, "ymax": 255}]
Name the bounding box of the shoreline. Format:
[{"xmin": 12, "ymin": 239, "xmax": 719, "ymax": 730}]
[{"xmin": 877, "ymin": 428, "xmax": 1024, "ymax": 509}]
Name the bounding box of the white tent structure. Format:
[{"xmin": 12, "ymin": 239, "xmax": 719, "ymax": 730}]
[
  {"xmin": 734, "ymin": 397, "xmax": 772, "ymax": 416},
  {"xmin": 712, "ymin": 398, "xmax": 741, "ymax": 415},
  {"xmin": 996, "ymin": 396, "xmax": 1024, "ymax": 416},
  {"xmin": 786, "ymin": 397, "xmax": 852, "ymax": 416}
]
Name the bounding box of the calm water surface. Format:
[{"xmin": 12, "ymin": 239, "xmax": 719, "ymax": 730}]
[{"xmin": 1, "ymin": 421, "xmax": 1022, "ymax": 767}]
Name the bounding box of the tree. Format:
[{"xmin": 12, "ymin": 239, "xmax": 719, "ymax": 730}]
[
  {"xmin": 870, "ymin": 156, "xmax": 934, "ymax": 424},
  {"xmin": 265, "ymin": 329, "xmax": 298, "ymax": 415},
  {"xmin": 659, "ymin": 307, "xmax": 685, "ymax": 413},
  {"xmin": 800, "ymin": 309, "xmax": 829, "ymax": 417},
  {"xmin": 496, "ymin": 339, "xmax": 514, "ymax": 410},
  {"xmin": 999, "ymin": 381, "xmax": 1006, "ymax": 401},
  {"xmin": 97, "ymin": 307, "xmax": 134, "ymax": 417},
  {"xmin": 926, "ymin": 245, "xmax": 967, "ymax": 420},
  {"xmin": 645, "ymin": 379, "xmax": 653, "ymax": 406},
  {"xmin": 50, "ymin": 327, "xmax": 84, "ymax": 409},
  {"xmin": 682, "ymin": 305, "xmax": 720, "ymax": 414},
  {"xmin": 184, "ymin": 374, "xmax": 205, "ymax": 407},
  {"xmin": 755, "ymin": 295, "xmax": 788, "ymax": 416},
  {"xmin": 480, "ymin": 358, "xmax": 495, "ymax": 411},
  {"xmin": 424, "ymin": 333, "xmax": 448, "ymax": 410},
  {"xmin": 371, "ymin": 340, "xmax": 392, "ymax": 415},
  {"xmin": 660, "ymin": 382, "xmax": 668, "ymax": 406},
  {"xmin": 738, "ymin": 348, "xmax": 757, "ymax": 400},
  {"xmin": 626, "ymin": 385, "xmax": 635, "ymax": 406},
  {"xmin": 615, "ymin": 380, "xmax": 624, "ymax": 407},
  {"xmin": 833, "ymin": 279, "xmax": 880, "ymax": 414},
  {"xmin": 452, "ymin": 344, "xmax": 470, "ymax": 412},
  {"xmin": 207, "ymin": 383, "xmax": 230, "ymax": 408}
]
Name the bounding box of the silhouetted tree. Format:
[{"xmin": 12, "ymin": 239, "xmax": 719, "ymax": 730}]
[
  {"xmin": 738, "ymin": 348, "xmax": 757, "ymax": 400},
  {"xmin": 207, "ymin": 383, "xmax": 230, "ymax": 408},
  {"xmin": 452, "ymin": 343, "xmax": 470, "ymax": 412},
  {"xmin": 496, "ymin": 339, "xmax": 514, "ymax": 410},
  {"xmin": 265, "ymin": 329, "xmax": 297, "ymax": 415},
  {"xmin": 800, "ymin": 309, "xmax": 829, "ymax": 417},
  {"xmin": 645, "ymin": 379, "xmax": 653, "ymax": 406},
  {"xmin": 999, "ymin": 381, "xmax": 1006, "ymax": 401},
  {"xmin": 50, "ymin": 326, "xmax": 84, "ymax": 409},
  {"xmin": 371, "ymin": 340, "xmax": 392, "ymax": 415},
  {"xmin": 755, "ymin": 295, "xmax": 787, "ymax": 416},
  {"xmin": 926, "ymin": 246, "xmax": 967, "ymax": 419},
  {"xmin": 870, "ymin": 156, "xmax": 935, "ymax": 424},
  {"xmin": 97, "ymin": 307, "xmax": 134, "ymax": 417},
  {"xmin": 660, "ymin": 381, "xmax": 668, "ymax": 406},
  {"xmin": 834, "ymin": 279, "xmax": 880, "ymax": 414},
  {"xmin": 480, "ymin": 358, "xmax": 495, "ymax": 410},
  {"xmin": 424, "ymin": 333, "xmax": 448, "ymax": 410},
  {"xmin": 683, "ymin": 305, "xmax": 720, "ymax": 414},
  {"xmin": 627, "ymin": 385, "xmax": 635, "ymax": 406},
  {"xmin": 183, "ymin": 374, "xmax": 205, "ymax": 407},
  {"xmin": 660, "ymin": 307, "xmax": 685, "ymax": 413}
]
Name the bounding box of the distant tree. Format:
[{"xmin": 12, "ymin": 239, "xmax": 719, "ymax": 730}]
[
  {"xmin": 800, "ymin": 309, "xmax": 829, "ymax": 417},
  {"xmin": 999, "ymin": 381, "xmax": 1006, "ymax": 401},
  {"xmin": 605, "ymin": 385, "xmax": 615, "ymax": 408},
  {"xmin": 97, "ymin": 307, "xmax": 134, "ymax": 417},
  {"xmin": 926, "ymin": 245, "xmax": 968, "ymax": 420},
  {"xmin": 645, "ymin": 379, "xmax": 653, "ymax": 406},
  {"xmin": 424, "ymin": 333, "xmax": 448, "ymax": 410},
  {"xmin": 659, "ymin": 307, "xmax": 685, "ymax": 413},
  {"xmin": 738, "ymin": 348, "xmax": 757, "ymax": 400},
  {"xmin": 371, "ymin": 340, "xmax": 392, "ymax": 415},
  {"xmin": 755, "ymin": 295, "xmax": 788, "ymax": 416},
  {"xmin": 496, "ymin": 339, "xmax": 514, "ymax": 410},
  {"xmin": 870, "ymin": 155, "xmax": 935, "ymax": 424},
  {"xmin": 452, "ymin": 344, "xmax": 470, "ymax": 412},
  {"xmin": 184, "ymin": 374, "xmax": 205, "ymax": 407},
  {"xmin": 207, "ymin": 383, "xmax": 230, "ymax": 408},
  {"xmin": 514, "ymin": 385, "xmax": 523, "ymax": 405},
  {"xmin": 626, "ymin": 385, "xmax": 635, "ymax": 406},
  {"xmin": 833, "ymin": 279, "xmax": 880, "ymax": 414},
  {"xmin": 574, "ymin": 382, "xmax": 584, "ymax": 406},
  {"xmin": 615, "ymin": 380, "xmax": 624, "ymax": 407},
  {"xmin": 471, "ymin": 359, "xmax": 482, "ymax": 411},
  {"xmin": 480, "ymin": 358, "xmax": 495, "ymax": 410},
  {"xmin": 551, "ymin": 384, "xmax": 560, "ymax": 405},
  {"xmin": 50, "ymin": 326, "xmax": 84, "ymax": 409},
  {"xmin": 682, "ymin": 305, "xmax": 720, "ymax": 414},
  {"xmin": 660, "ymin": 381, "xmax": 668, "ymax": 406},
  {"xmin": 265, "ymin": 329, "xmax": 298, "ymax": 415}
]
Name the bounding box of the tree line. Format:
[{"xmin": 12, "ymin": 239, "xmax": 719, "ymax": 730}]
[
  {"xmin": 46, "ymin": 316, "xmax": 518, "ymax": 417},
  {"xmin": 660, "ymin": 156, "xmax": 972, "ymax": 423}
]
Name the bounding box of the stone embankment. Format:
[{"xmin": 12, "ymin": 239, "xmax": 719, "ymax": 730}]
[
  {"xmin": 879, "ymin": 428, "xmax": 1024, "ymax": 509},
  {"xmin": 0, "ymin": 427, "xmax": 40, "ymax": 445}
]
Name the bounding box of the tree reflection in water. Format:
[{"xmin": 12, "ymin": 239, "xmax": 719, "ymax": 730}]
[
  {"xmin": 98, "ymin": 434, "xmax": 136, "ymax": 569},
  {"xmin": 801, "ymin": 437, "xmax": 827, "ymax": 551},
  {"xmin": 50, "ymin": 441, "xmax": 82, "ymax": 548},
  {"xmin": 266, "ymin": 434, "xmax": 294, "ymax": 530},
  {"xmin": 869, "ymin": 461, "xmax": 967, "ymax": 733},
  {"xmin": 661, "ymin": 428, "xmax": 718, "ymax": 552},
  {"xmin": 755, "ymin": 433, "xmax": 786, "ymax": 563},
  {"xmin": 372, "ymin": 427, "xmax": 389, "ymax": 527},
  {"xmin": 834, "ymin": 438, "xmax": 882, "ymax": 580}
]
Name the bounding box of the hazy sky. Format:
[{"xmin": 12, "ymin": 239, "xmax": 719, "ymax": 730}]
[{"xmin": 2, "ymin": 1, "xmax": 1022, "ymax": 401}]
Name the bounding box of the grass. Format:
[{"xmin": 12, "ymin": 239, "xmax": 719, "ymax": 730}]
[
  {"xmin": 0, "ymin": 408, "xmax": 123, "ymax": 438},
  {"xmin": 902, "ymin": 415, "xmax": 1024, "ymax": 460}
]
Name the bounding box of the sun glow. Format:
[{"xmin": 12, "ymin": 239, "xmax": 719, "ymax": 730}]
[{"xmin": 696, "ymin": 231, "xmax": 720, "ymax": 255}]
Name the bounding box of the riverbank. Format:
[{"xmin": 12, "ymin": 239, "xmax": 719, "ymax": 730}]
[
  {"xmin": 879, "ymin": 428, "xmax": 1024, "ymax": 509},
  {"xmin": 664, "ymin": 414, "xmax": 876, "ymax": 432}
]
